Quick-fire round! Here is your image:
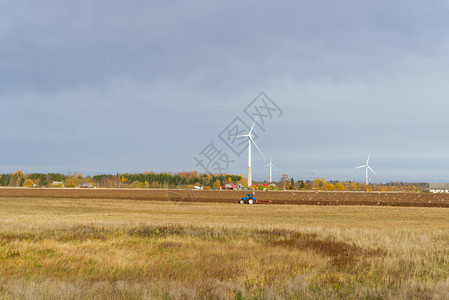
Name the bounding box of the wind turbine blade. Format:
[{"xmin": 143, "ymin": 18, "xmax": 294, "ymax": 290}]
[
  {"xmin": 250, "ymin": 137, "xmax": 266, "ymax": 160},
  {"xmin": 353, "ymin": 165, "xmax": 365, "ymax": 169},
  {"xmin": 272, "ymin": 164, "xmax": 279, "ymax": 169},
  {"xmin": 366, "ymin": 153, "xmax": 371, "ymax": 165},
  {"xmin": 229, "ymin": 135, "xmax": 248, "ymax": 138},
  {"xmin": 249, "ymin": 116, "xmax": 258, "ymax": 135},
  {"xmin": 367, "ymin": 165, "xmax": 376, "ymax": 175}
]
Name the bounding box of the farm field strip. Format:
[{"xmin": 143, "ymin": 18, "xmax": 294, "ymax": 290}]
[{"xmin": 1, "ymin": 188, "xmax": 449, "ymax": 207}]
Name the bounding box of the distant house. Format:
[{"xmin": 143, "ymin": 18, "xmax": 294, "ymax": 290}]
[
  {"xmin": 254, "ymin": 183, "xmax": 279, "ymax": 191},
  {"xmin": 236, "ymin": 183, "xmax": 244, "ymax": 190},
  {"xmin": 76, "ymin": 183, "xmax": 95, "ymax": 189},
  {"xmin": 50, "ymin": 181, "xmax": 64, "ymax": 187},
  {"xmin": 222, "ymin": 183, "xmax": 238, "ymax": 190},
  {"xmin": 429, "ymin": 183, "xmax": 449, "ymax": 193}
]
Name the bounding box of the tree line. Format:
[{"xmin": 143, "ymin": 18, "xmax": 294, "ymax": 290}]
[
  {"xmin": 0, "ymin": 171, "xmax": 244, "ymax": 189},
  {"xmin": 93, "ymin": 172, "xmax": 244, "ymax": 189},
  {"xmin": 0, "ymin": 170, "xmax": 428, "ymax": 192},
  {"xmin": 274, "ymin": 175, "xmax": 428, "ymax": 192}
]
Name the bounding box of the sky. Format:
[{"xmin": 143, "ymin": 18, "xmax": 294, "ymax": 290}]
[{"xmin": 2, "ymin": 1, "xmax": 449, "ymax": 183}]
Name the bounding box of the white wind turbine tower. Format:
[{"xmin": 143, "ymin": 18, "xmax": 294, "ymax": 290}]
[
  {"xmin": 353, "ymin": 153, "xmax": 376, "ymax": 185},
  {"xmin": 235, "ymin": 118, "xmax": 266, "ymax": 187},
  {"xmin": 265, "ymin": 156, "xmax": 277, "ymax": 183}
]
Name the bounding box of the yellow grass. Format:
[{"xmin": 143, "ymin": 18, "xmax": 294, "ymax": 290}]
[{"xmin": 1, "ymin": 198, "xmax": 449, "ymax": 299}]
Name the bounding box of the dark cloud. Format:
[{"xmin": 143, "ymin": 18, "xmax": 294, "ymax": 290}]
[{"xmin": 1, "ymin": 0, "xmax": 449, "ymax": 181}]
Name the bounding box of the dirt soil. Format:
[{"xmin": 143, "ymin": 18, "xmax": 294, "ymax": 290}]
[{"xmin": 0, "ymin": 188, "xmax": 449, "ymax": 207}]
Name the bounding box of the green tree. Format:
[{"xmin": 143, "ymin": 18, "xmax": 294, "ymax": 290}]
[
  {"xmin": 0, "ymin": 175, "xmax": 10, "ymax": 186},
  {"xmin": 38, "ymin": 174, "xmax": 48, "ymax": 186}
]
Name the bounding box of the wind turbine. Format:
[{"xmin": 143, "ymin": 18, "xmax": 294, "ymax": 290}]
[
  {"xmin": 235, "ymin": 118, "xmax": 266, "ymax": 187},
  {"xmin": 265, "ymin": 156, "xmax": 277, "ymax": 183},
  {"xmin": 353, "ymin": 153, "xmax": 376, "ymax": 185}
]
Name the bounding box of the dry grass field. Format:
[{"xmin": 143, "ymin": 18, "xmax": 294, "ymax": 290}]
[{"xmin": 1, "ymin": 197, "xmax": 449, "ymax": 299}]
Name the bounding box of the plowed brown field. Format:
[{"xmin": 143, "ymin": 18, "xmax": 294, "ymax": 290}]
[{"xmin": 1, "ymin": 187, "xmax": 449, "ymax": 207}]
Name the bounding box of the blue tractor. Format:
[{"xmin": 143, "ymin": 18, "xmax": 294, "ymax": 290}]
[{"xmin": 239, "ymin": 193, "xmax": 256, "ymax": 204}]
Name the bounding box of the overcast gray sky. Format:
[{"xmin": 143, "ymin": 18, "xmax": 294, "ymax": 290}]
[{"xmin": 2, "ymin": 1, "xmax": 449, "ymax": 183}]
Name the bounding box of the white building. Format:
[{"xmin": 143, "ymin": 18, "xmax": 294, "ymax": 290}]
[{"xmin": 429, "ymin": 183, "xmax": 449, "ymax": 193}]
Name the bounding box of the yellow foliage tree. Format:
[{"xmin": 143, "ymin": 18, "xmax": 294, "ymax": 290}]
[
  {"xmin": 363, "ymin": 185, "xmax": 373, "ymax": 192},
  {"xmin": 324, "ymin": 183, "xmax": 335, "ymax": 190},
  {"xmin": 23, "ymin": 179, "xmax": 34, "ymax": 187},
  {"xmin": 13, "ymin": 170, "xmax": 24, "ymax": 178},
  {"xmin": 313, "ymin": 178, "xmax": 327, "ymax": 190},
  {"xmin": 238, "ymin": 175, "xmax": 248, "ymax": 188},
  {"xmin": 213, "ymin": 180, "xmax": 221, "ymax": 189},
  {"xmin": 335, "ymin": 183, "xmax": 346, "ymax": 190},
  {"xmin": 12, "ymin": 170, "xmax": 25, "ymax": 186}
]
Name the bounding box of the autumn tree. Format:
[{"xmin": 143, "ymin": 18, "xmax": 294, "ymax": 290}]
[
  {"xmin": 280, "ymin": 174, "xmax": 290, "ymax": 190},
  {"xmin": 65, "ymin": 175, "xmax": 81, "ymax": 188},
  {"xmin": 131, "ymin": 181, "xmax": 143, "ymax": 188},
  {"xmin": 238, "ymin": 175, "xmax": 248, "ymax": 188},
  {"xmin": 213, "ymin": 180, "xmax": 221, "ymax": 189},
  {"xmin": 12, "ymin": 170, "xmax": 25, "ymax": 186},
  {"xmin": 363, "ymin": 185, "xmax": 372, "ymax": 192},
  {"xmin": 324, "ymin": 183, "xmax": 335, "ymax": 190},
  {"xmin": 23, "ymin": 179, "xmax": 34, "ymax": 187},
  {"xmin": 313, "ymin": 178, "xmax": 327, "ymax": 190},
  {"xmin": 335, "ymin": 183, "xmax": 346, "ymax": 190}
]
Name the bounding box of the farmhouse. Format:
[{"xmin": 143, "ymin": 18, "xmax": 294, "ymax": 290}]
[
  {"xmin": 221, "ymin": 183, "xmax": 238, "ymax": 190},
  {"xmin": 429, "ymin": 183, "xmax": 449, "ymax": 193},
  {"xmin": 254, "ymin": 183, "xmax": 279, "ymax": 191},
  {"xmin": 76, "ymin": 183, "xmax": 95, "ymax": 189}
]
